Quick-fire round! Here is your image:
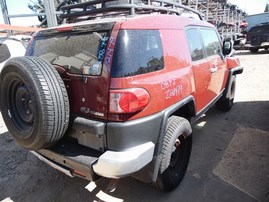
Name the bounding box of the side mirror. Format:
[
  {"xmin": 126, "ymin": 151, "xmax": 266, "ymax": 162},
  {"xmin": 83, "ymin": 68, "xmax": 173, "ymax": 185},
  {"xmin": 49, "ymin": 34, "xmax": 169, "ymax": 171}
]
[{"xmin": 223, "ymin": 40, "xmax": 233, "ymax": 56}]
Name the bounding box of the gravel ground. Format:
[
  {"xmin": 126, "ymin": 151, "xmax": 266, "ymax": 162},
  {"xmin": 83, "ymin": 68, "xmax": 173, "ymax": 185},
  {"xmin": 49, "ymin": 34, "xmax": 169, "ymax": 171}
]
[{"xmin": 0, "ymin": 50, "xmax": 268, "ymax": 202}]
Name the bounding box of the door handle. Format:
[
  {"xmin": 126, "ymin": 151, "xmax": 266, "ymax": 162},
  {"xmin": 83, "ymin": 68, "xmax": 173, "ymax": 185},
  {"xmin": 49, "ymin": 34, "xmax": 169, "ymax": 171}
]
[{"xmin": 210, "ymin": 66, "xmax": 218, "ymax": 73}]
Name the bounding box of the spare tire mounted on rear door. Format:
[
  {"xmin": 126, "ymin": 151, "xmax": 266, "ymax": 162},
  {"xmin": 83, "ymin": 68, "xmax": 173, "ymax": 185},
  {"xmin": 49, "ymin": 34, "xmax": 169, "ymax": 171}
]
[{"xmin": 0, "ymin": 56, "xmax": 70, "ymax": 150}]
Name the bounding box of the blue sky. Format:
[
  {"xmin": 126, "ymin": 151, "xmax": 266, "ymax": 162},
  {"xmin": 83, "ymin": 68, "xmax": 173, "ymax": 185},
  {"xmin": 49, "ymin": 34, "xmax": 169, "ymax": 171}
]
[
  {"xmin": 229, "ymin": 0, "xmax": 268, "ymax": 14},
  {"xmin": 0, "ymin": 0, "xmax": 268, "ymax": 26},
  {"xmin": 0, "ymin": 0, "xmax": 40, "ymax": 26}
]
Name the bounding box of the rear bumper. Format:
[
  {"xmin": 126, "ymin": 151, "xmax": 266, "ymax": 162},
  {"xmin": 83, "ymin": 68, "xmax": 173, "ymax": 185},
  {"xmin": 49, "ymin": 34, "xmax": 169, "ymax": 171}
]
[
  {"xmin": 31, "ymin": 112, "xmax": 162, "ymax": 181},
  {"xmin": 31, "ymin": 140, "xmax": 155, "ymax": 180},
  {"xmin": 31, "ymin": 151, "xmax": 74, "ymax": 178},
  {"xmin": 245, "ymin": 41, "xmax": 269, "ymax": 48},
  {"xmin": 93, "ymin": 142, "xmax": 155, "ymax": 178},
  {"xmin": 32, "ymin": 141, "xmax": 101, "ymax": 181}
]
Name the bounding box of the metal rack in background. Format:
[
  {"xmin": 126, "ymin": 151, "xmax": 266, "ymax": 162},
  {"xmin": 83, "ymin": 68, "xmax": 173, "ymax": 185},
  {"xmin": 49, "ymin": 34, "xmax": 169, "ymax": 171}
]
[
  {"xmin": 59, "ymin": 0, "xmax": 203, "ymax": 22},
  {"xmin": 60, "ymin": 0, "xmax": 247, "ymax": 40},
  {"xmin": 181, "ymin": 0, "xmax": 247, "ymax": 40},
  {"xmin": 0, "ymin": 0, "xmax": 247, "ymax": 40}
]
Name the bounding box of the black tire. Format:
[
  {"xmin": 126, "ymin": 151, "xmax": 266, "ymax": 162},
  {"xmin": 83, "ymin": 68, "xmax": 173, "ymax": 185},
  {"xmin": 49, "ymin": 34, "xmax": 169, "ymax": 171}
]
[
  {"xmin": 264, "ymin": 47, "xmax": 268, "ymax": 51},
  {"xmin": 250, "ymin": 47, "xmax": 259, "ymax": 53},
  {"xmin": 155, "ymin": 116, "xmax": 192, "ymax": 192},
  {"xmin": 0, "ymin": 56, "xmax": 70, "ymax": 150},
  {"xmin": 216, "ymin": 76, "xmax": 236, "ymax": 112}
]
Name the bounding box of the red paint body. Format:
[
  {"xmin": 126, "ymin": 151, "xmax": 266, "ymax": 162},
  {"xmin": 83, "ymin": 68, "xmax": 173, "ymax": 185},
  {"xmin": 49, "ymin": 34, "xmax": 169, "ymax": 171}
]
[{"xmin": 30, "ymin": 15, "xmax": 240, "ymax": 121}]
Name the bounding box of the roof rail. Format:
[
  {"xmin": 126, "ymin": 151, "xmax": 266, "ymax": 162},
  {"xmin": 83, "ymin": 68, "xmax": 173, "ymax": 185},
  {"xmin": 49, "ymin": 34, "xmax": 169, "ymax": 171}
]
[{"xmin": 60, "ymin": 0, "xmax": 203, "ymax": 22}]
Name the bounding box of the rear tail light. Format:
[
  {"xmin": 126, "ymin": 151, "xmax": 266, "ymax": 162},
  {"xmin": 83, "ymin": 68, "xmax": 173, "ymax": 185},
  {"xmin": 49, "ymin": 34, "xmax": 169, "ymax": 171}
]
[{"xmin": 109, "ymin": 88, "xmax": 150, "ymax": 114}]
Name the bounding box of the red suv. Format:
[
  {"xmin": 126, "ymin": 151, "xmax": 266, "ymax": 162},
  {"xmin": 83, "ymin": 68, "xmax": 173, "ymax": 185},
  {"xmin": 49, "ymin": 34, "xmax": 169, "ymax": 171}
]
[{"xmin": 0, "ymin": 1, "xmax": 243, "ymax": 192}]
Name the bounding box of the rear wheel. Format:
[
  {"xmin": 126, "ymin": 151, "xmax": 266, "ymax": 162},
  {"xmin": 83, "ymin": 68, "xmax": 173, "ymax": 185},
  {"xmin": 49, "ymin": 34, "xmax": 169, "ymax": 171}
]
[
  {"xmin": 155, "ymin": 116, "xmax": 192, "ymax": 192},
  {"xmin": 0, "ymin": 56, "xmax": 70, "ymax": 150}
]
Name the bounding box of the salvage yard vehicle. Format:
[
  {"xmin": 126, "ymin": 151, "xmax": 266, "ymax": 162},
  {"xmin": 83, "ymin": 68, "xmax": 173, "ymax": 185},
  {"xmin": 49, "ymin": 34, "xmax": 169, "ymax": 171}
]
[
  {"xmin": 245, "ymin": 23, "xmax": 269, "ymax": 53},
  {"xmin": 0, "ymin": 0, "xmax": 243, "ymax": 192},
  {"xmin": 0, "ymin": 35, "xmax": 31, "ymax": 73}
]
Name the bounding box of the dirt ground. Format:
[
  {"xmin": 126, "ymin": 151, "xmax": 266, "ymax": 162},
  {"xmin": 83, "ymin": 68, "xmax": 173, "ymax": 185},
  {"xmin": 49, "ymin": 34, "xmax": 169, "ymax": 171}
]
[{"xmin": 0, "ymin": 50, "xmax": 269, "ymax": 202}]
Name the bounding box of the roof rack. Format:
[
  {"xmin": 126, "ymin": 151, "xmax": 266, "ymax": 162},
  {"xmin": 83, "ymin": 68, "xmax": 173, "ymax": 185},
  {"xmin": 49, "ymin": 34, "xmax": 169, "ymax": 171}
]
[{"xmin": 60, "ymin": 0, "xmax": 203, "ymax": 22}]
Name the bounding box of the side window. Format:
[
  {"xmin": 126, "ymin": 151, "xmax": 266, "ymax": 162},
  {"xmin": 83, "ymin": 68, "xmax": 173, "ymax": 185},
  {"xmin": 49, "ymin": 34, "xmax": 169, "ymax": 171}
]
[
  {"xmin": 0, "ymin": 43, "xmax": 11, "ymax": 63},
  {"xmin": 186, "ymin": 28, "xmax": 205, "ymax": 61},
  {"xmin": 111, "ymin": 30, "xmax": 164, "ymax": 78},
  {"xmin": 200, "ymin": 29, "xmax": 222, "ymax": 57}
]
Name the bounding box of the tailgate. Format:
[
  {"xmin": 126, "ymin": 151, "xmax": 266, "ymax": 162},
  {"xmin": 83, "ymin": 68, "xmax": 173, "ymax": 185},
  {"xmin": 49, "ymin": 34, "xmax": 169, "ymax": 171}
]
[{"xmin": 27, "ymin": 23, "xmax": 115, "ymax": 120}]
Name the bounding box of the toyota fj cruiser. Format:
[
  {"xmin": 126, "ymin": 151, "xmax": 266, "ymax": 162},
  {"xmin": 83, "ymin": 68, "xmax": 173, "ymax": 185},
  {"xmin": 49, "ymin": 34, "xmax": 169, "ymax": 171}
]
[{"xmin": 0, "ymin": 0, "xmax": 243, "ymax": 192}]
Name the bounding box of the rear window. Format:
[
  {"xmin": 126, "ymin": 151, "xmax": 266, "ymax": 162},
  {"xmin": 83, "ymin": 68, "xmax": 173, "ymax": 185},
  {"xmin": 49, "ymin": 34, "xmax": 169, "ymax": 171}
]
[
  {"xmin": 30, "ymin": 31, "xmax": 110, "ymax": 75},
  {"xmin": 111, "ymin": 30, "xmax": 164, "ymax": 78}
]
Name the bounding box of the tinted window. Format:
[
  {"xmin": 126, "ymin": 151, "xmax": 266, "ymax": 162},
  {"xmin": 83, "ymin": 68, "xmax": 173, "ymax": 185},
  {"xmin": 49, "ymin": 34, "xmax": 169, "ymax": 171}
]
[
  {"xmin": 200, "ymin": 29, "xmax": 222, "ymax": 57},
  {"xmin": 111, "ymin": 30, "xmax": 164, "ymax": 78},
  {"xmin": 31, "ymin": 31, "xmax": 109, "ymax": 75},
  {"xmin": 186, "ymin": 28, "xmax": 205, "ymax": 61},
  {"xmin": 0, "ymin": 43, "xmax": 11, "ymax": 63}
]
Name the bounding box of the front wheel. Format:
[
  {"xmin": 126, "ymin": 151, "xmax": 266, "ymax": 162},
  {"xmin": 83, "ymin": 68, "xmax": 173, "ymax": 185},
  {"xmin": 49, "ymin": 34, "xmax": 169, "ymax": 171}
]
[
  {"xmin": 155, "ymin": 116, "xmax": 192, "ymax": 192},
  {"xmin": 216, "ymin": 75, "xmax": 236, "ymax": 111},
  {"xmin": 250, "ymin": 47, "xmax": 259, "ymax": 53}
]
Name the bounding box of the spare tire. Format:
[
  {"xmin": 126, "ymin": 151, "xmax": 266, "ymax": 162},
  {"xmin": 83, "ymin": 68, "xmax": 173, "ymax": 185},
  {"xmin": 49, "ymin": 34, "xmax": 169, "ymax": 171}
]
[{"xmin": 0, "ymin": 56, "xmax": 70, "ymax": 150}]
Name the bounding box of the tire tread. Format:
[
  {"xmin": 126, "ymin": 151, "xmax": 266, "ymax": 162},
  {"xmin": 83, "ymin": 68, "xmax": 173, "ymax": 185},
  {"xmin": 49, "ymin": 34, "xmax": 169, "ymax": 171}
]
[{"xmin": 0, "ymin": 56, "xmax": 70, "ymax": 149}]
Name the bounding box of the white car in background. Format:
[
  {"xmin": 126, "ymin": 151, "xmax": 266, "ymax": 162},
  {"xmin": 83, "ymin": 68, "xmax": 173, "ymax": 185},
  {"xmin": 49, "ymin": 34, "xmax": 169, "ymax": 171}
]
[{"xmin": 0, "ymin": 35, "xmax": 31, "ymax": 73}]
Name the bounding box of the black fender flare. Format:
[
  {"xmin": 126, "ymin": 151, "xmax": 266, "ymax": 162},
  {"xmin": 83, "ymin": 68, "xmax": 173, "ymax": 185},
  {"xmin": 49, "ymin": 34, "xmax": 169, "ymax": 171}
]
[
  {"xmin": 155, "ymin": 95, "xmax": 196, "ymax": 156},
  {"xmin": 225, "ymin": 66, "xmax": 243, "ymax": 99}
]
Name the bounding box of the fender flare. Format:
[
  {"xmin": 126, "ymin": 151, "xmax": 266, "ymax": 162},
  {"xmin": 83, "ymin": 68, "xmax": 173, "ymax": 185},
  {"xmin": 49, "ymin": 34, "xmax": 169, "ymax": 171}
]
[
  {"xmin": 155, "ymin": 95, "xmax": 196, "ymax": 156},
  {"xmin": 138, "ymin": 96, "xmax": 195, "ymax": 183},
  {"xmin": 225, "ymin": 66, "xmax": 243, "ymax": 99}
]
